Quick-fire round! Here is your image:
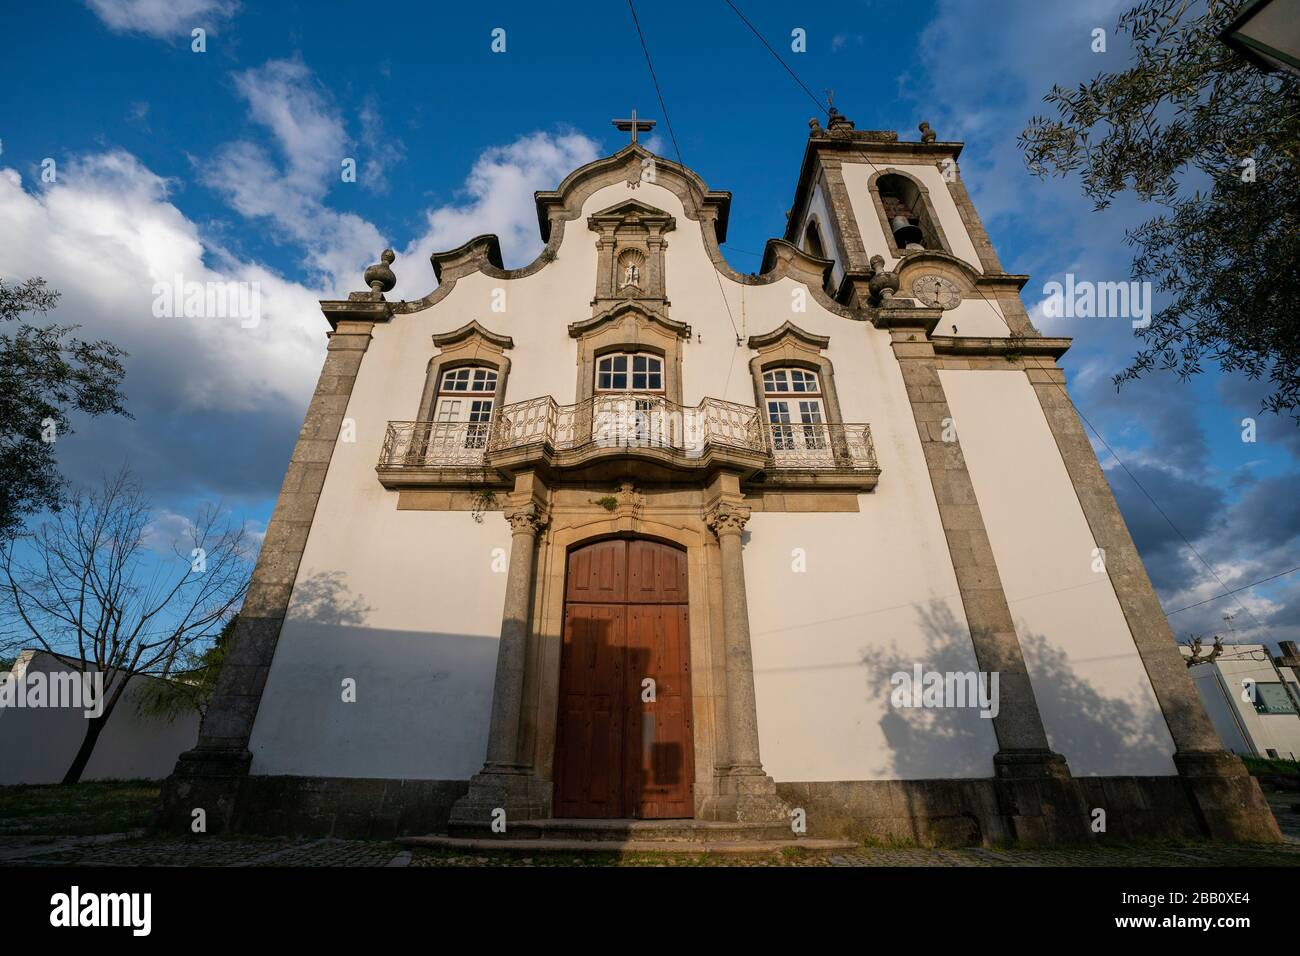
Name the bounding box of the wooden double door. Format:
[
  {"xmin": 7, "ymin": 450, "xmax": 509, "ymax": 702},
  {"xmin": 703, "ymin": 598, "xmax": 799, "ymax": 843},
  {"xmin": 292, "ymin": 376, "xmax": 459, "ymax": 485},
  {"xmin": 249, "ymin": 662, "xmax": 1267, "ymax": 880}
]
[{"xmin": 553, "ymin": 539, "xmax": 695, "ymax": 819}]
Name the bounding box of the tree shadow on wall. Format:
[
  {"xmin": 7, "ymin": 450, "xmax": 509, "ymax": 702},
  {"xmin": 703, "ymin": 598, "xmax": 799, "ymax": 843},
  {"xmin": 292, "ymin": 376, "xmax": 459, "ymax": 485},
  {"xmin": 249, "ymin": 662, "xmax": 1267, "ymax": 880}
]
[
  {"xmin": 1018, "ymin": 629, "xmax": 1171, "ymax": 776},
  {"xmin": 288, "ymin": 570, "xmax": 373, "ymax": 626},
  {"xmin": 860, "ymin": 598, "xmax": 1173, "ymax": 778},
  {"xmin": 859, "ymin": 599, "xmax": 997, "ymax": 779}
]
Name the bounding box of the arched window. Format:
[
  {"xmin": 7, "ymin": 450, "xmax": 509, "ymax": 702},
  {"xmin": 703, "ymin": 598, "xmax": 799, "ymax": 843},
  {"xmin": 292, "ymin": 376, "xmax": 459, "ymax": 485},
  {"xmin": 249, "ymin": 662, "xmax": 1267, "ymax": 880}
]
[
  {"xmin": 762, "ymin": 366, "xmax": 828, "ymax": 453},
  {"xmin": 596, "ymin": 352, "xmax": 663, "ymax": 392},
  {"xmin": 594, "ymin": 352, "xmax": 666, "ymax": 445},
  {"xmin": 803, "ymin": 220, "xmax": 826, "ymax": 260},
  {"xmin": 434, "ymin": 364, "xmax": 497, "ymax": 448},
  {"xmin": 873, "ymin": 172, "xmax": 947, "ymax": 254}
]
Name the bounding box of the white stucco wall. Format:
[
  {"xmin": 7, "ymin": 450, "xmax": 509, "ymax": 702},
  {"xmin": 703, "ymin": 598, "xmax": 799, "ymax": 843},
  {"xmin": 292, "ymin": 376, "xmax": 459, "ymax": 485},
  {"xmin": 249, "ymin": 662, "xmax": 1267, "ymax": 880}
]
[
  {"xmin": 0, "ymin": 651, "xmax": 200, "ymax": 785},
  {"xmin": 940, "ymin": 369, "xmax": 1177, "ymax": 775}
]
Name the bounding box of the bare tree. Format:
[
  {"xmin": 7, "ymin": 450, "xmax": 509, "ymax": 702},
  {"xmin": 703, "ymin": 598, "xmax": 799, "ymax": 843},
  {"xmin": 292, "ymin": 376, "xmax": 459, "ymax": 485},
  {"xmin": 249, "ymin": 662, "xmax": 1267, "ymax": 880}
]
[{"xmin": 0, "ymin": 469, "xmax": 251, "ymax": 783}]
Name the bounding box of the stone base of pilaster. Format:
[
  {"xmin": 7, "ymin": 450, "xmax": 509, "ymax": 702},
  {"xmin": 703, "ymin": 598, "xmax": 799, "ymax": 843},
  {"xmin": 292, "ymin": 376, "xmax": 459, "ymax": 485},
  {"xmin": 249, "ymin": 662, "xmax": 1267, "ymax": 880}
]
[
  {"xmin": 446, "ymin": 767, "xmax": 551, "ymax": 834},
  {"xmin": 1173, "ymin": 750, "xmax": 1284, "ymax": 843},
  {"xmin": 155, "ymin": 748, "xmax": 251, "ymax": 834},
  {"xmin": 992, "ymin": 749, "xmax": 1092, "ymax": 844},
  {"xmin": 993, "ymin": 748, "xmax": 1072, "ymax": 780},
  {"xmin": 699, "ymin": 767, "xmax": 790, "ymax": 824}
]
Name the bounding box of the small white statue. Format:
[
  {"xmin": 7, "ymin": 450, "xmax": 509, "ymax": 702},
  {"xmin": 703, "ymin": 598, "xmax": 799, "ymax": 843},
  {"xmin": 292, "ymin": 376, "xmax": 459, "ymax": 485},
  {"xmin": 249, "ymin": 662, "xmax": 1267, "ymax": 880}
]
[{"xmin": 624, "ymin": 262, "xmax": 640, "ymax": 287}]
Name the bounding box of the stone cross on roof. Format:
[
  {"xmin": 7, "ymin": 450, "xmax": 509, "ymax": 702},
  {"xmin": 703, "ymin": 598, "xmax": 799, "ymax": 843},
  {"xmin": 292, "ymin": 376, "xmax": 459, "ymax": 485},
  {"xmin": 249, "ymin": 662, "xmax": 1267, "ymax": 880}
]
[{"xmin": 612, "ymin": 109, "xmax": 656, "ymax": 146}]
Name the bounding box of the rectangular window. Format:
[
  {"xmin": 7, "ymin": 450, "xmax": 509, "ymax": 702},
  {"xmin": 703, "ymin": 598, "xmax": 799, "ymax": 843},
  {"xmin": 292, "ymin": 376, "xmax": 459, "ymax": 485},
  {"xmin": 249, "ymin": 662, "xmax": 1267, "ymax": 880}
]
[
  {"xmin": 1253, "ymin": 683, "xmax": 1298, "ymax": 715},
  {"xmin": 465, "ymin": 399, "xmax": 493, "ymax": 448},
  {"xmin": 798, "ymin": 400, "xmax": 827, "ymax": 449},
  {"xmin": 597, "ymin": 353, "xmax": 661, "ymax": 392},
  {"xmin": 767, "ymin": 400, "xmax": 794, "ymax": 450}
]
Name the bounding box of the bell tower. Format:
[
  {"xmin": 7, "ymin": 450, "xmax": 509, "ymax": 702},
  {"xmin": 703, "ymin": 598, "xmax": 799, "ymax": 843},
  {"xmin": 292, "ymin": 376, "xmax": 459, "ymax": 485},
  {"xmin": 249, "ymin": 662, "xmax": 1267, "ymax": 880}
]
[{"xmin": 782, "ymin": 110, "xmax": 1027, "ymax": 333}]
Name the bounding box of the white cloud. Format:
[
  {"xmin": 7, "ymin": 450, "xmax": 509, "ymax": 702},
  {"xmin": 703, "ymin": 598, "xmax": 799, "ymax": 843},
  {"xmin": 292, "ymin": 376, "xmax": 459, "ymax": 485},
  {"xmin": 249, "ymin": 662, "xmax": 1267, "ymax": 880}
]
[
  {"xmin": 85, "ymin": 0, "xmax": 239, "ymax": 38},
  {"xmin": 202, "ymin": 58, "xmax": 385, "ymax": 297},
  {"xmin": 203, "ymin": 57, "xmax": 599, "ymax": 301},
  {"xmin": 393, "ymin": 130, "xmax": 600, "ymax": 300},
  {"xmin": 358, "ymin": 98, "xmax": 406, "ymax": 195},
  {"xmin": 142, "ymin": 509, "xmax": 196, "ymax": 554},
  {"xmin": 0, "ymin": 152, "xmax": 325, "ymax": 417}
]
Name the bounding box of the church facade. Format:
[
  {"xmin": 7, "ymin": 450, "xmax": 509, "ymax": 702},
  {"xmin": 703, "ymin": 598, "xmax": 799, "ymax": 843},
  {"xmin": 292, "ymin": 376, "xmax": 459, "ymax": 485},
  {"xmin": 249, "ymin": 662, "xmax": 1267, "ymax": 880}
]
[{"xmin": 160, "ymin": 113, "xmax": 1280, "ymax": 845}]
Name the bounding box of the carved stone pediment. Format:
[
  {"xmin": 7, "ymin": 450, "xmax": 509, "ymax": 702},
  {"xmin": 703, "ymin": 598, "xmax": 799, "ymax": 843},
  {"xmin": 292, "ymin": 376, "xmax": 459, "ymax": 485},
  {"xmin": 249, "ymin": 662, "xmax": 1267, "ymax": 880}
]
[
  {"xmin": 587, "ymin": 198, "xmax": 677, "ymax": 232},
  {"xmin": 746, "ymin": 320, "xmax": 829, "ymax": 352},
  {"xmin": 569, "ymin": 300, "xmax": 690, "ymax": 341},
  {"xmin": 432, "ymin": 319, "xmax": 515, "ymax": 351}
]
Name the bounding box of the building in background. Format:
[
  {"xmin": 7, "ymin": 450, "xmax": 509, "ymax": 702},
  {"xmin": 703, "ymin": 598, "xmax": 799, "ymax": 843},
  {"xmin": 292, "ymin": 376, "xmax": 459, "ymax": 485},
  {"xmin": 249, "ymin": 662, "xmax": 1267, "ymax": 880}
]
[{"xmin": 1182, "ymin": 641, "xmax": 1300, "ymax": 761}]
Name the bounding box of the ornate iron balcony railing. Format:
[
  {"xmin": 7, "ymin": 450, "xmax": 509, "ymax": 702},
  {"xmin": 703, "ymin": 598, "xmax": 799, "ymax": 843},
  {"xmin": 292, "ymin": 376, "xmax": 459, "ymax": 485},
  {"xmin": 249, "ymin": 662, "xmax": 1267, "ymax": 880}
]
[
  {"xmin": 765, "ymin": 422, "xmax": 877, "ymax": 472},
  {"xmin": 379, "ymin": 394, "xmax": 878, "ymax": 480},
  {"xmin": 487, "ymin": 394, "xmax": 764, "ymax": 457},
  {"xmin": 380, "ymin": 421, "xmax": 493, "ymax": 469}
]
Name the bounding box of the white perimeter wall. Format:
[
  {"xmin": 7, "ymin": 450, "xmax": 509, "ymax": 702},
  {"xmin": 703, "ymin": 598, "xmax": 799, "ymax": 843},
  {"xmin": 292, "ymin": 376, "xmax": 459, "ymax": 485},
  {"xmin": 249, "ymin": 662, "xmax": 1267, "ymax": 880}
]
[
  {"xmin": 941, "ymin": 369, "xmax": 1177, "ymax": 775},
  {"xmin": 0, "ymin": 651, "xmax": 199, "ymax": 785}
]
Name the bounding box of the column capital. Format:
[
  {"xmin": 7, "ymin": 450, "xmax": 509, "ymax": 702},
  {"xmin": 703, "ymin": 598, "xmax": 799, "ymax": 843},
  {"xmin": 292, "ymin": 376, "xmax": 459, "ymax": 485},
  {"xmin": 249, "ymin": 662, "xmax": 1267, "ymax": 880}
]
[
  {"xmin": 503, "ymin": 503, "xmax": 548, "ymax": 536},
  {"xmin": 705, "ymin": 502, "xmax": 751, "ymax": 538}
]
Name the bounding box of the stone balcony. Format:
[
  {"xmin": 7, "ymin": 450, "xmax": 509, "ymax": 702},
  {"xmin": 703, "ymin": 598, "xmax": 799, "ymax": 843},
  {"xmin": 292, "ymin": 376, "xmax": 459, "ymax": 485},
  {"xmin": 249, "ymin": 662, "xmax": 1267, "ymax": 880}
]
[{"xmin": 377, "ymin": 394, "xmax": 880, "ymax": 489}]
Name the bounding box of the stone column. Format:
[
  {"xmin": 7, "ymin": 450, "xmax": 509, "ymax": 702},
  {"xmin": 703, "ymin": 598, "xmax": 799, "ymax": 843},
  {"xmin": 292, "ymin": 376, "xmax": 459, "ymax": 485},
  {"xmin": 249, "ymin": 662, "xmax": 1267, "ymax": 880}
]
[
  {"xmin": 712, "ymin": 504, "xmax": 763, "ymax": 771},
  {"xmin": 700, "ymin": 475, "xmax": 786, "ymax": 823},
  {"xmin": 483, "ymin": 503, "xmax": 547, "ymax": 770},
  {"xmin": 156, "ymin": 312, "xmax": 381, "ymax": 833},
  {"xmin": 449, "ymin": 473, "xmax": 550, "ymax": 829},
  {"xmin": 1028, "ymin": 360, "xmax": 1282, "ymax": 842}
]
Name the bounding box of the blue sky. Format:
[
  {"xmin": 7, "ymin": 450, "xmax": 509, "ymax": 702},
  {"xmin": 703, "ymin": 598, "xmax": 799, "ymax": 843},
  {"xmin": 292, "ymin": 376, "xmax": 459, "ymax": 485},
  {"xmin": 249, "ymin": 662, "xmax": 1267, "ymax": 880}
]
[{"xmin": 1, "ymin": 0, "xmax": 1296, "ymax": 650}]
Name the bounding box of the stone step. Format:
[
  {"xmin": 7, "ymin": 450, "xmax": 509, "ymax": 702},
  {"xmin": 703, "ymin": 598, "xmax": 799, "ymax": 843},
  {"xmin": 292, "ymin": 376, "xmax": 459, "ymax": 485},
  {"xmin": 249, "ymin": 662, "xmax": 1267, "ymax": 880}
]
[
  {"xmin": 400, "ymin": 833, "xmax": 858, "ymax": 858},
  {"xmin": 445, "ymin": 818, "xmax": 796, "ymax": 843}
]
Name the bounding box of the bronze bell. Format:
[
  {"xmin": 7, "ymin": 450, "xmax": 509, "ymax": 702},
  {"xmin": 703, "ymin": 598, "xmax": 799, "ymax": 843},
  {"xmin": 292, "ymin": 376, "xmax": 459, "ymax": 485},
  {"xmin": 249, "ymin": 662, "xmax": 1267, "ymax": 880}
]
[{"xmin": 890, "ymin": 215, "xmax": 925, "ymax": 250}]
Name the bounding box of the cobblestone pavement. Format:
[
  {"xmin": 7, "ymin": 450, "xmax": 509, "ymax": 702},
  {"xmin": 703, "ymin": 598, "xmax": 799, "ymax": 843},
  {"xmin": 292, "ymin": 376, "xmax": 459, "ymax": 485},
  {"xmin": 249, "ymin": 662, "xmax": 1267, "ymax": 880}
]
[
  {"xmin": 1264, "ymin": 790, "xmax": 1300, "ymax": 842},
  {"xmin": 4, "ymin": 835, "xmax": 1300, "ymax": 867}
]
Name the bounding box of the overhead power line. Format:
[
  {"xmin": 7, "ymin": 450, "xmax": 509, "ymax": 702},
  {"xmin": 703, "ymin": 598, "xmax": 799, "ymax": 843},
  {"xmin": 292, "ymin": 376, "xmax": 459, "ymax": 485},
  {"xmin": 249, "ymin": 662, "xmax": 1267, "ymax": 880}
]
[
  {"xmin": 722, "ymin": 0, "xmax": 829, "ymax": 116},
  {"xmin": 1165, "ymin": 566, "xmax": 1300, "ymax": 616},
  {"xmin": 627, "ymin": 0, "xmax": 683, "ymax": 166}
]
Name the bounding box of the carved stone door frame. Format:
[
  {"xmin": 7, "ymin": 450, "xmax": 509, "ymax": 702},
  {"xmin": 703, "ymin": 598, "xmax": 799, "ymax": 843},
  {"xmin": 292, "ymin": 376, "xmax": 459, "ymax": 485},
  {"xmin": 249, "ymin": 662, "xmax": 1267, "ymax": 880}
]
[{"xmin": 522, "ymin": 494, "xmax": 725, "ymax": 819}]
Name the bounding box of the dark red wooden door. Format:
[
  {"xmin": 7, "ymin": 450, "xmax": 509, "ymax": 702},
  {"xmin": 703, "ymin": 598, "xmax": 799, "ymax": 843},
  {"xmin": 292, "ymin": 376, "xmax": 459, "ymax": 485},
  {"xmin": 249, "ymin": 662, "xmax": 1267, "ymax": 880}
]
[{"xmin": 553, "ymin": 539, "xmax": 694, "ymax": 819}]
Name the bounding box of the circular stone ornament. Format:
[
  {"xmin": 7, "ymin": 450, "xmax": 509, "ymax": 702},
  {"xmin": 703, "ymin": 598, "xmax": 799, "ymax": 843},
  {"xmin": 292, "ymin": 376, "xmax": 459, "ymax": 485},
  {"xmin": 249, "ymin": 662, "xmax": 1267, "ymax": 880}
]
[{"xmin": 910, "ymin": 274, "xmax": 961, "ymax": 310}]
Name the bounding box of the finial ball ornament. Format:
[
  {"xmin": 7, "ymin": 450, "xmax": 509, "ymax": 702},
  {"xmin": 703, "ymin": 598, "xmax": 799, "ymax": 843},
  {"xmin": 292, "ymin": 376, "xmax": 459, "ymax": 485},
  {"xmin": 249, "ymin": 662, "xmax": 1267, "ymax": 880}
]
[{"xmin": 364, "ymin": 249, "xmax": 397, "ymax": 294}]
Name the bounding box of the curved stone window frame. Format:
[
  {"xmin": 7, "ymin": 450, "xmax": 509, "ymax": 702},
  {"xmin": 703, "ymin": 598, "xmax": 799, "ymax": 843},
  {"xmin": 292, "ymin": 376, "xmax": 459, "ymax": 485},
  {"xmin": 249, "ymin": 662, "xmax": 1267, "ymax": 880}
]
[
  {"xmin": 746, "ymin": 322, "xmax": 844, "ymax": 429},
  {"xmin": 569, "ymin": 304, "xmax": 689, "ymax": 405},
  {"xmin": 868, "ymin": 168, "xmax": 954, "ymax": 259},
  {"xmin": 417, "ymin": 320, "xmax": 514, "ymax": 421},
  {"xmin": 595, "ymin": 350, "xmax": 666, "ymax": 393}
]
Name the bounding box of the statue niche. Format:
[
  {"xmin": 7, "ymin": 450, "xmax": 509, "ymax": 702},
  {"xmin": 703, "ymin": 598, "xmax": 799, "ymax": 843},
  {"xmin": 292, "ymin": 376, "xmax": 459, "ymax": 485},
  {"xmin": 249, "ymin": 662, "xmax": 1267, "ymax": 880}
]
[
  {"xmin": 618, "ymin": 249, "xmax": 645, "ymax": 291},
  {"xmin": 588, "ymin": 199, "xmax": 675, "ymax": 311}
]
